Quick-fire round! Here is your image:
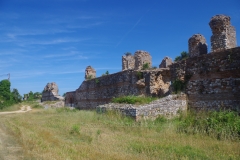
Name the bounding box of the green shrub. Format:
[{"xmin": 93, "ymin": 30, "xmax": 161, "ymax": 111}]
[
  {"xmin": 136, "ymin": 71, "xmax": 143, "ymax": 79},
  {"xmin": 87, "ymin": 75, "xmax": 93, "ymax": 80},
  {"xmin": 172, "ymin": 79, "xmax": 185, "ymax": 94},
  {"xmin": 174, "ymin": 51, "xmax": 189, "ymax": 62},
  {"xmin": 95, "ymin": 79, "xmax": 99, "ymax": 84},
  {"xmin": 112, "ymin": 95, "xmax": 158, "ymax": 105},
  {"xmin": 142, "ymin": 63, "xmax": 150, "ymax": 70},
  {"xmin": 125, "ymin": 52, "xmax": 132, "ymax": 56},
  {"xmin": 70, "ymin": 124, "xmax": 80, "ymax": 135}
]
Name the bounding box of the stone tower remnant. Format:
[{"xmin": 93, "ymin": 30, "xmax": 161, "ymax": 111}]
[
  {"xmin": 41, "ymin": 82, "xmax": 63, "ymax": 102},
  {"xmin": 188, "ymin": 34, "xmax": 207, "ymax": 57},
  {"xmin": 122, "ymin": 50, "xmax": 152, "ymax": 70},
  {"xmin": 159, "ymin": 57, "xmax": 173, "ymax": 68},
  {"xmin": 134, "ymin": 50, "xmax": 152, "ymax": 70},
  {"xmin": 85, "ymin": 66, "xmax": 96, "ymax": 80},
  {"xmin": 122, "ymin": 53, "xmax": 135, "ymax": 70},
  {"xmin": 209, "ymin": 14, "xmax": 237, "ymax": 52}
]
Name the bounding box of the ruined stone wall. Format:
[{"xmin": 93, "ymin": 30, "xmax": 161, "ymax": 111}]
[
  {"xmin": 188, "ymin": 34, "xmax": 207, "ymax": 57},
  {"xmin": 159, "ymin": 57, "xmax": 173, "ymax": 68},
  {"xmin": 97, "ymin": 94, "xmax": 187, "ymax": 121},
  {"xmin": 209, "ymin": 15, "xmax": 237, "ymax": 52},
  {"xmin": 171, "ymin": 47, "xmax": 240, "ymax": 111},
  {"xmin": 85, "ymin": 66, "xmax": 96, "ymax": 80},
  {"xmin": 122, "ymin": 55, "xmax": 135, "ymax": 70},
  {"xmin": 41, "ymin": 82, "xmax": 63, "ymax": 102},
  {"xmin": 134, "ymin": 50, "xmax": 152, "ymax": 70},
  {"xmin": 74, "ymin": 69, "xmax": 171, "ymax": 109},
  {"xmin": 65, "ymin": 91, "xmax": 76, "ymax": 107}
]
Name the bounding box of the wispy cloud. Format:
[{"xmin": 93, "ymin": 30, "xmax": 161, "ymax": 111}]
[
  {"xmin": 6, "ymin": 29, "xmax": 73, "ymax": 39},
  {"xmin": 12, "ymin": 38, "xmax": 89, "ymax": 46},
  {"xmin": 67, "ymin": 22, "xmax": 103, "ymax": 29},
  {"xmin": 11, "ymin": 69, "xmax": 86, "ymax": 79}
]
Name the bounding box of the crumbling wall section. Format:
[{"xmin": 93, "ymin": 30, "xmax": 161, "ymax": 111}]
[
  {"xmin": 41, "ymin": 82, "xmax": 63, "ymax": 102},
  {"xmin": 209, "ymin": 15, "xmax": 237, "ymax": 52},
  {"xmin": 122, "ymin": 55, "xmax": 135, "ymax": 70},
  {"xmin": 65, "ymin": 91, "xmax": 76, "ymax": 107},
  {"xmin": 171, "ymin": 47, "xmax": 240, "ymax": 111},
  {"xmin": 97, "ymin": 94, "xmax": 187, "ymax": 121},
  {"xmin": 75, "ymin": 69, "xmax": 171, "ymax": 109}
]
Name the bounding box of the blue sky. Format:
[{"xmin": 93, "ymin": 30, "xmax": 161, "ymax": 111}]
[{"xmin": 0, "ymin": 0, "xmax": 239, "ymax": 96}]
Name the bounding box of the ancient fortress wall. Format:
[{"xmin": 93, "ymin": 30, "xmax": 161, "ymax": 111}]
[
  {"xmin": 69, "ymin": 69, "xmax": 171, "ymax": 109},
  {"xmin": 68, "ymin": 47, "xmax": 240, "ymax": 111},
  {"xmin": 171, "ymin": 47, "xmax": 240, "ymax": 111},
  {"xmin": 74, "ymin": 70, "xmax": 142, "ymax": 109},
  {"xmin": 65, "ymin": 14, "xmax": 239, "ymax": 113}
]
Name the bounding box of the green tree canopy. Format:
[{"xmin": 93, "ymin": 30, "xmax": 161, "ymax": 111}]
[
  {"xmin": 11, "ymin": 88, "xmax": 22, "ymax": 103},
  {"xmin": 0, "ymin": 79, "xmax": 11, "ymax": 100},
  {"xmin": 174, "ymin": 51, "xmax": 189, "ymax": 62}
]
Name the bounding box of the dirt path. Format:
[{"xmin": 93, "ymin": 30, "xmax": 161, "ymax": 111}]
[
  {"xmin": 0, "ymin": 106, "xmax": 31, "ymax": 159},
  {"xmin": 0, "ymin": 106, "xmax": 32, "ymax": 115}
]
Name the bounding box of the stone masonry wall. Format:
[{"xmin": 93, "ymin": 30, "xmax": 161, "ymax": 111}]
[
  {"xmin": 97, "ymin": 94, "xmax": 187, "ymax": 121},
  {"xmin": 74, "ymin": 69, "xmax": 171, "ymax": 109},
  {"xmin": 65, "ymin": 91, "xmax": 76, "ymax": 107},
  {"xmin": 171, "ymin": 47, "xmax": 240, "ymax": 111},
  {"xmin": 209, "ymin": 15, "xmax": 237, "ymax": 52},
  {"xmin": 122, "ymin": 55, "xmax": 135, "ymax": 70}
]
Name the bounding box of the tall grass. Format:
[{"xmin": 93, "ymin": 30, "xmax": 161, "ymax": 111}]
[
  {"xmin": 176, "ymin": 110, "xmax": 240, "ymax": 140},
  {"xmin": 1, "ymin": 107, "xmax": 239, "ymax": 160}
]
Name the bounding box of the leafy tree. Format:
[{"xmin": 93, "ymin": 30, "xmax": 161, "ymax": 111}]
[
  {"xmin": 105, "ymin": 71, "xmax": 109, "ymax": 75},
  {"xmin": 0, "ymin": 80, "xmax": 11, "ymax": 100},
  {"xmin": 28, "ymin": 91, "xmax": 34, "ymax": 101},
  {"xmin": 33, "ymin": 92, "xmax": 41, "ymax": 99},
  {"xmin": 174, "ymin": 51, "xmax": 189, "ymax": 62},
  {"xmin": 11, "ymin": 88, "xmax": 22, "ymax": 103},
  {"xmin": 63, "ymin": 93, "xmax": 66, "ymax": 97},
  {"xmin": 125, "ymin": 52, "xmax": 132, "ymax": 56}
]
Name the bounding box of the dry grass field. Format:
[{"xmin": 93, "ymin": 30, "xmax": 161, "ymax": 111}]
[{"xmin": 0, "ymin": 105, "xmax": 239, "ymax": 160}]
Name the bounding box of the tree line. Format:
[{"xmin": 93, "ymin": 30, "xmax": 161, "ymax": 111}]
[{"xmin": 0, "ymin": 79, "xmax": 22, "ymax": 109}]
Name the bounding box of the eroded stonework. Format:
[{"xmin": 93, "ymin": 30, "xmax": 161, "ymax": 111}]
[
  {"xmin": 122, "ymin": 54, "xmax": 135, "ymax": 70},
  {"xmin": 85, "ymin": 66, "xmax": 96, "ymax": 80},
  {"xmin": 209, "ymin": 14, "xmax": 237, "ymax": 52},
  {"xmin": 41, "ymin": 82, "xmax": 63, "ymax": 102},
  {"xmin": 134, "ymin": 50, "xmax": 152, "ymax": 70},
  {"xmin": 159, "ymin": 57, "xmax": 173, "ymax": 68},
  {"xmin": 188, "ymin": 34, "xmax": 207, "ymax": 57},
  {"xmin": 122, "ymin": 50, "xmax": 152, "ymax": 70},
  {"xmin": 65, "ymin": 91, "xmax": 76, "ymax": 107}
]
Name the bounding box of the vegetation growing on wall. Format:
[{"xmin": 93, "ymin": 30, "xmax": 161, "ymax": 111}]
[
  {"xmin": 87, "ymin": 75, "xmax": 93, "ymax": 80},
  {"xmin": 174, "ymin": 51, "xmax": 189, "ymax": 62},
  {"xmin": 172, "ymin": 79, "xmax": 186, "ymax": 94},
  {"xmin": 136, "ymin": 71, "xmax": 143, "ymax": 80},
  {"xmin": 125, "ymin": 52, "xmax": 132, "ymax": 56},
  {"xmin": 142, "ymin": 63, "xmax": 150, "ymax": 70},
  {"xmin": 112, "ymin": 95, "xmax": 157, "ymax": 105}
]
